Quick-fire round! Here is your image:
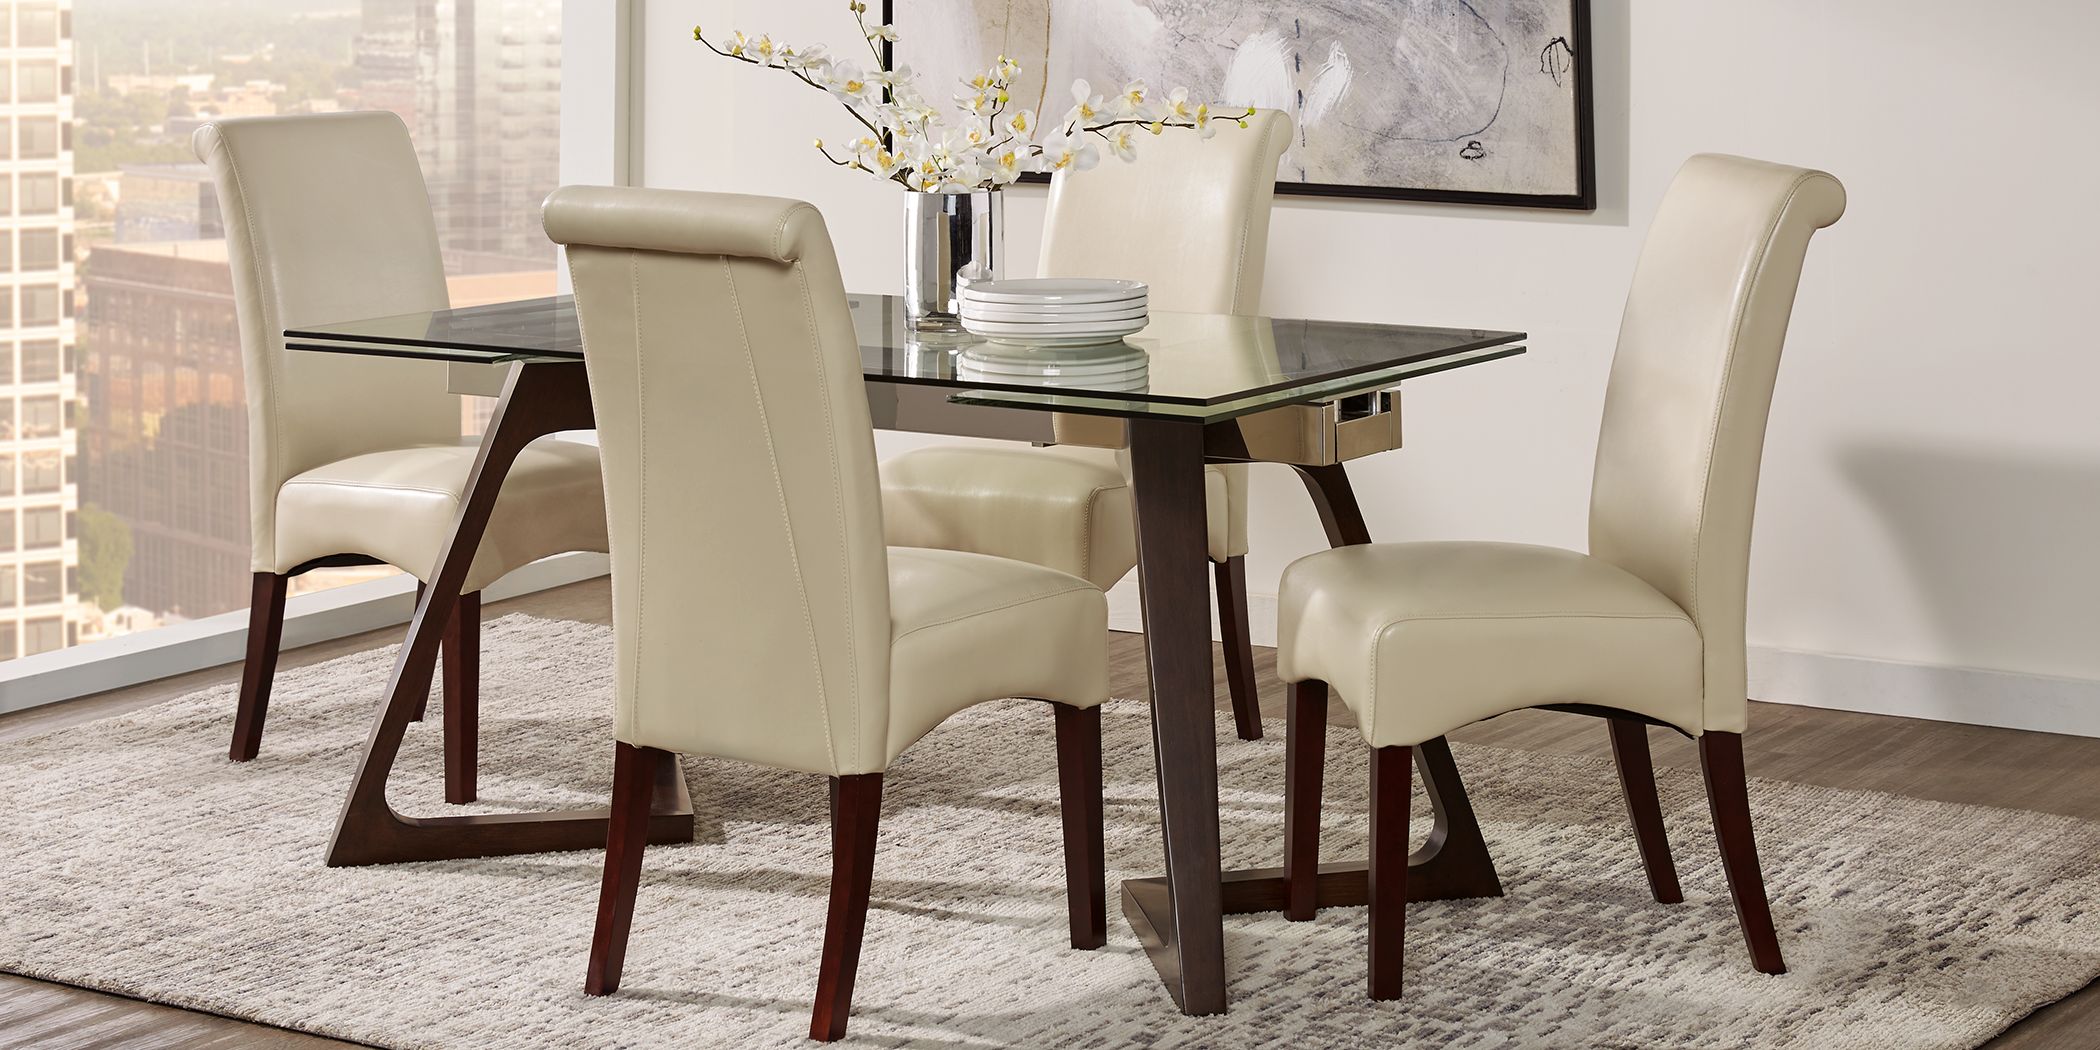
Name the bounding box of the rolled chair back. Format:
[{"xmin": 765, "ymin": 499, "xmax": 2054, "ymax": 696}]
[
  {"xmin": 545, "ymin": 187, "xmax": 893, "ymax": 776},
  {"xmin": 1587, "ymin": 154, "xmax": 1847, "ymax": 733},
  {"xmin": 193, "ymin": 111, "xmax": 459, "ymax": 574}
]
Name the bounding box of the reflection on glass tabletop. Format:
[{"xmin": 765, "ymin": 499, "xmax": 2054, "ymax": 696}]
[{"xmin": 286, "ymin": 294, "xmax": 1525, "ymax": 422}]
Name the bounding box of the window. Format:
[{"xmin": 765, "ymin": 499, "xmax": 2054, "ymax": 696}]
[
  {"xmin": 19, "ymin": 62, "xmax": 57, "ymax": 103},
  {"xmin": 18, "ymin": 118, "xmax": 57, "ymax": 159},
  {"xmin": 23, "ymin": 561, "xmax": 63, "ymax": 605},
  {"xmin": 21, "ymin": 284, "xmax": 58, "ymax": 326},
  {"xmin": 19, "ymin": 227, "xmax": 58, "ymax": 271},
  {"xmin": 19, "ymin": 396, "xmax": 59, "ymax": 438},
  {"xmin": 0, "ymin": 564, "xmax": 14, "ymax": 606},
  {"xmin": 0, "ymin": 622, "xmax": 14, "ymax": 659},
  {"xmin": 0, "ymin": 452, "xmax": 13, "ymax": 494},
  {"xmin": 11, "ymin": 0, "xmax": 563, "ymax": 665},
  {"xmin": 22, "ymin": 506, "xmax": 60, "ymax": 549},
  {"xmin": 24, "ymin": 618, "xmax": 63, "ymax": 656},
  {"xmin": 20, "ymin": 340, "xmax": 58, "ymax": 382},
  {"xmin": 22, "ymin": 450, "xmax": 59, "ymax": 492},
  {"xmin": 0, "ymin": 508, "xmax": 12, "ymax": 551},
  {"xmin": 19, "ymin": 173, "xmax": 55, "ymax": 213},
  {"xmin": 18, "ymin": 5, "xmax": 57, "ymax": 48}
]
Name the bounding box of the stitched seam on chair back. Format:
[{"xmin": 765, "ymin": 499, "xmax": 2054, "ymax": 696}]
[
  {"xmin": 723, "ymin": 257, "xmax": 840, "ymax": 772},
  {"xmin": 626, "ymin": 251, "xmax": 649, "ymax": 742},
  {"xmin": 791, "ymin": 259, "xmax": 860, "ymax": 771},
  {"xmin": 1681, "ymin": 170, "xmax": 1822, "ymax": 716},
  {"xmin": 1229, "ymin": 117, "xmax": 1282, "ymax": 314}
]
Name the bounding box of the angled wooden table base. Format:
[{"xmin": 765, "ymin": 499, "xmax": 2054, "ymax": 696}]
[
  {"xmin": 325, "ymin": 362, "xmax": 695, "ymax": 867},
  {"xmin": 1116, "ymin": 455, "xmax": 1505, "ymax": 1014}
]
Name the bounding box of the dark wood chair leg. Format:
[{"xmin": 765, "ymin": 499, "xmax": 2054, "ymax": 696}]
[
  {"xmin": 1608, "ymin": 718, "xmax": 1684, "ymax": 904},
  {"xmin": 1700, "ymin": 731, "xmax": 1786, "ymax": 975},
  {"xmin": 443, "ymin": 592, "xmax": 481, "ymax": 805},
  {"xmin": 1283, "ymin": 679, "xmax": 1328, "ymax": 921},
  {"xmin": 1369, "ymin": 744, "xmax": 1413, "ymax": 1001},
  {"xmin": 409, "ymin": 582, "xmax": 428, "ymax": 723},
  {"xmin": 1053, "ymin": 704, "xmax": 1107, "ymax": 950},
  {"xmin": 229, "ymin": 572, "xmax": 289, "ymax": 762},
  {"xmin": 585, "ymin": 742, "xmax": 665, "ymax": 996},
  {"xmin": 811, "ymin": 773, "xmax": 884, "ymax": 1042},
  {"xmin": 1215, "ymin": 555, "xmax": 1263, "ymax": 741}
]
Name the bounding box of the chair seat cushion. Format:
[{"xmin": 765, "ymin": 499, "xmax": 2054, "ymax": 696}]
[
  {"xmin": 885, "ymin": 547, "xmax": 1108, "ymax": 762},
  {"xmin": 880, "ymin": 444, "xmax": 1243, "ymax": 589},
  {"xmin": 275, "ymin": 438, "xmax": 608, "ymax": 593},
  {"xmin": 1277, "ymin": 541, "xmax": 1704, "ymax": 747}
]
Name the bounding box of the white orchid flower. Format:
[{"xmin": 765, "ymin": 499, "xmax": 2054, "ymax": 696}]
[
  {"xmin": 996, "ymin": 55, "xmax": 1022, "ymax": 83},
  {"xmin": 1161, "ymin": 86, "xmax": 1196, "ymax": 122},
  {"xmin": 1103, "ymin": 125, "xmax": 1140, "ymax": 162},
  {"xmin": 947, "ymin": 117, "xmax": 994, "ymax": 152},
  {"xmin": 1066, "ymin": 79, "xmax": 1108, "ymax": 127},
  {"xmin": 1111, "ymin": 79, "xmax": 1153, "ymax": 119},
  {"xmin": 727, "ymin": 30, "xmax": 751, "ymax": 57},
  {"xmin": 1040, "ymin": 129, "xmax": 1101, "ymax": 173},
  {"xmin": 825, "ymin": 63, "xmax": 874, "ymax": 103},
  {"xmin": 1194, "ymin": 101, "xmax": 1219, "ymax": 139},
  {"xmin": 1001, "ymin": 109, "xmax": 1037, "ymax": 142},
  {"xmin": 867, "ymin": 23, "xmax": 899, "ymax": 43},
  {"xmin": 988, "ymin": 147, "xmax": 1026, "ymax": 185},
  {"xmin": 752, "ymin": 34, "xmax": 781, "ymax": 63}
]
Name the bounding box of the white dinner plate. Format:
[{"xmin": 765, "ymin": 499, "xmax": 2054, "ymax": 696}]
[
  {"xmin": 962, "ymin": 326, "xmax": 1147, "ymax": 347},
  {"xmin": 963, "ymin": 315, "xmax": 1147, "ymax": 337},
  {"xmin": 960, "ymin": 302, "xmax": 1149, "ymax": 324},
  {"xmin": 960, "ymin": 277, "xmax": 1149, "ymax": 306}
]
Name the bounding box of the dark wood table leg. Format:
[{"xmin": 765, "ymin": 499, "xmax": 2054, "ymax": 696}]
[
  {"xmin": 1122, "ymin": 463, "xmax": 1502, "ymax": 933},
  {"xmin": 1119, "ymin": 417, "xmax": 1228, "ymax": 1016},
  {"xmin": 325, "ymin": 362, "xmax": 694, "ymax": 867}
]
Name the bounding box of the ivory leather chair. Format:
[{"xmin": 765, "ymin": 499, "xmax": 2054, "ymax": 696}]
[
  {"xmin": 196, "ymin": 112, "xmax": 609, "ymax": 804},
  {"xmin": 880, "ymin": 111, "xmax": 1292, "ymax": 741},
  {"xmin": 545, "ymin": 186, "xmax": 1112, "ymax": 1042},
  {"xmin": 1274, "ymin": 155, "xmax": 1846, "ymax": 998}
]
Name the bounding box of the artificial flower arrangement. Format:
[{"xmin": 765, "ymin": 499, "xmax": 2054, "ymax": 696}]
[{"xmin": 693, "ymin": 1, "xmax": 1252, "ymax": 192}]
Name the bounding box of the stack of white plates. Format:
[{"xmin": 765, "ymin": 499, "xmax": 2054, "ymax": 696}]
[{"xmin": 959, "ymin": 278, "xmax": 1149, "ymax": 348}]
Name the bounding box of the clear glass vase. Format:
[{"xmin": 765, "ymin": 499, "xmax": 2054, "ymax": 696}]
[{"xmin": 903, "ymin": 187, "xmax": 1003, "ymax": 331}]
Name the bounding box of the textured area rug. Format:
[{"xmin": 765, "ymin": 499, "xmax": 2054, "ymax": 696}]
[{"xmin": 4, "ymin": 615, "xmax": 2099, "ymax": 1049}]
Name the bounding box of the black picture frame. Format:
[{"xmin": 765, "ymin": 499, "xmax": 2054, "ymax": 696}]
[{"xmin": 884, "ymin": 0, "xmax": 1596, "ymax": 211}]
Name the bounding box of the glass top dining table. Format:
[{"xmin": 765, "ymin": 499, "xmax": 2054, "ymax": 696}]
[
  {"xmin": 286, "ymin": 293, "xmax": 1525, "ymax": 422},
  {"xmin": 285, "ymin": 292, "xmax": 1526, "ymax": 1019}
]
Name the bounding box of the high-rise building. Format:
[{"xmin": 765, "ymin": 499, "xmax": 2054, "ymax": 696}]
[
  {"xmin": 77, "ymin": 239, "xmax": 248, "ymax": 621},
  {"xmin": 0, "ymin": 0, "xmax": 80, "ymax": 659},
  {"xmin": 78, "ymin": 235, "xmax": 555, "ymax": 625},
  {"xmin": 356, "ymin": 0, "xmax": 563, "ymax": 275}
]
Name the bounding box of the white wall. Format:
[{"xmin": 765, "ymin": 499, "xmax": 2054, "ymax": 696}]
[{"xmin": 631, "ymin": 0, "xmax": 2100, "ymax": 730}]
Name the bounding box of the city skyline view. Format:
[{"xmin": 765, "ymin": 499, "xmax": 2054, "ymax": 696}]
[{"xmin": 0, "ymin": 0, "xmax": 560, "ymax": 662}]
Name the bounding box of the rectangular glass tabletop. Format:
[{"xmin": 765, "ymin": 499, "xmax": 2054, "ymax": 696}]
[{"xmin": 285, "ymin": 294, "xmax": 1525, "ymax": 423}]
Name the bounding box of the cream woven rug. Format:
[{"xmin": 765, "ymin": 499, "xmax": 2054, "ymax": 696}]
[{"xmin": 3, "ymin": 615, "xmax": 2098, "ymax": 1049}]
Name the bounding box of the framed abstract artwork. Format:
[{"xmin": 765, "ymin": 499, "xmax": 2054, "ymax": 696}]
[{"xmin": 889, "ymin": 0, "xmax": 1596, "ymax": 209}]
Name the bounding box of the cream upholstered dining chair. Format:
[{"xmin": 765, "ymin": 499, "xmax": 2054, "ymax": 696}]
[
  {"xmin": 544, "ymin": 186, "xmax": 1112, "ymax": 1042},
  {"xmin": 195, "ymin": 112, "xmax": 608, "ymax": 804},
  {"xmin": 1275, "ymin": 155, "xmax": 1845, "ymax": 999},
  {"xmin": 880, "ymin": 110, "xmax": 1292, "ymax": 741}
]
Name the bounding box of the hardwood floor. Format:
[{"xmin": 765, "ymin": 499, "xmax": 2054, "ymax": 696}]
[{"xmin": 4, "ymin": 578, "xmax": 2097, "ymax": 1049}]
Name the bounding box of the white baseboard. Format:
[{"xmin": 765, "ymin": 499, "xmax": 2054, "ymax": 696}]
[
  {"xmin": 1747, "ymin": 647, "xmax": 2100, "ymax": 739},
  {"xmin": 1109, "ymin": 586, "xmax": 2100, "ymax": 739},
  {"xmin": 0, "ymin": 552, "xmax": 610, "ymax": 715}
]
